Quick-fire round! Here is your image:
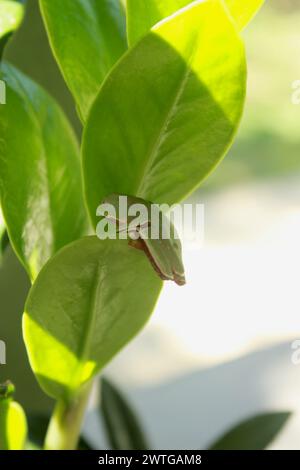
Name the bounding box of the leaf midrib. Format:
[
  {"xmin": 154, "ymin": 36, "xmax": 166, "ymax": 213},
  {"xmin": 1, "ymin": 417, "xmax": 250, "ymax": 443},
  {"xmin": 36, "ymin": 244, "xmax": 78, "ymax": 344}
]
[
  {"xmin": 135, "ymin": 32, "xmax": 198, "ymax": 199},
  {"xmin": 70, "ymin": 260, "xmax": 104, "ymax": 391}
]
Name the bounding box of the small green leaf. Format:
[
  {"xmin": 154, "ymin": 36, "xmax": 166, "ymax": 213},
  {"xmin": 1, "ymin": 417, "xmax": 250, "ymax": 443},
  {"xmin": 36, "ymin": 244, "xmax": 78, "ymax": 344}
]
[
  {"xmin": 209, "ymin": 412, "xmax": 291, "ymax": 450},
  {"xmin": 0, "ymin": 401, "xmax": 27, "ymax": 450},
  {"xmin": 0, "ymin": 381, "xmax": 27, "ymax": 450},
  {"xmin": 39, "ymin": 0, "xmax": 127, "ymax": 121},
  {"xmin": 101, "ymin": 377, "xmax": 149, "ymax": 450},
  {"xmin": 83, "ymin": 0, "xmax": 246, "ymax": 227},
  {"xmin": 0, "ymin": 63, "xmax": 88, "ymax": 280},
  {"xmin": 0, "ymin": 0, "xmax": 24, "ymax": 57},
  {"xmin": 23, "ymin": 237, "xmax": 162, "ymax": 400},
  {"xmin": 0, "ymin": 380, "xmax": 15, "ymax": 399},
  {"xmin": 127, "ymin": 0, "xmax": 265, "ymax": 45}
]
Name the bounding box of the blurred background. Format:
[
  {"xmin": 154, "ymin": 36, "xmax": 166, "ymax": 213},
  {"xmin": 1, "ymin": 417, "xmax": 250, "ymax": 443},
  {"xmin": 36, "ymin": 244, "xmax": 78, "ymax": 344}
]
[{"xmin": 1, "ymin": 0, "xmax": 300, "ymax": 449}]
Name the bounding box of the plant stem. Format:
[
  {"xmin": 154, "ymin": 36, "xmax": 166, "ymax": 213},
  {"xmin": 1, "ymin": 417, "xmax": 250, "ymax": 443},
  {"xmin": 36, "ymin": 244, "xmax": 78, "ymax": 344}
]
[{"xmin": 44, "ymin": 381, "xmax": 92, "ymax": 450}]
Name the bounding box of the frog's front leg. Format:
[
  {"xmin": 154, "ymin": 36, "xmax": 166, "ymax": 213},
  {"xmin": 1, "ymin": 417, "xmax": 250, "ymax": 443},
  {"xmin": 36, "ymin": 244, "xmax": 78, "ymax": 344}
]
[{"xmin": 128, "ymin": 237, "xmax": 144, "ymax": 251}]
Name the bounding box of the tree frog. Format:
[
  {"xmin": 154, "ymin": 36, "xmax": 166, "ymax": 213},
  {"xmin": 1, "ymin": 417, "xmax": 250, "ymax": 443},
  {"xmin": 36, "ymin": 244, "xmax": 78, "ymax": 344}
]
[{"xmin": 101, "ymin": 194, "xmax": 186, "ymax": 286}]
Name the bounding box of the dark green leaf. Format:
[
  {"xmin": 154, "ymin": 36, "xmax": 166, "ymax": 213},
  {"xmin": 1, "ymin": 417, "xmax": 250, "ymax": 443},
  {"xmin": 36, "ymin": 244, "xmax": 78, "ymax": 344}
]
[
  {"xmin": 39, "ymin": 0, "xmax": 127, "ymax": 121},
  {"xmin": 127, "ymin": 0, "xmax": 265, "ymax": 45},
  {"xmin": 0, "ymin": 62, "xmax": 88, "ymax": 280},
  {"xmin": 101, "ymin": 377, "xmax": 148, "ymax": 450},
  {"xmin": 209, "ymin": 412, "xmax": 291, "ymax": 450}
]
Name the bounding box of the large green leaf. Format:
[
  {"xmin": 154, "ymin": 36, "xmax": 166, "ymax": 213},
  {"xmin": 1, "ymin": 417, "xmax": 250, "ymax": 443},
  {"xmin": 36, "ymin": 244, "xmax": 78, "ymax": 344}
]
[
  {"xmin": 83, "ymin": 0, "xmax": 246, "ymax": 227},
  {"xmin": 209, "ymin": 412, "xmax": 291, "ymax": 450},
  {"xmin": 100, "ymin": 377, "xmax": 149, "ymax": 450},
  {"xmin": 0, "ymin": 0, "xmax": 24, "ymax": 57},
  {"xmin": 0, "ymin": 63, "xmax": 88, "ymax": 280},
  {"xmin": 127, "ymin": 0, "xmax": 265, "ymax": 45},
  {"xmin": 39, "ymin": 0, "xmax": 127, "ymax": 121},
  {"xmin": 23, "ymin": 237, "xmax": 162, "ymax": 400}
]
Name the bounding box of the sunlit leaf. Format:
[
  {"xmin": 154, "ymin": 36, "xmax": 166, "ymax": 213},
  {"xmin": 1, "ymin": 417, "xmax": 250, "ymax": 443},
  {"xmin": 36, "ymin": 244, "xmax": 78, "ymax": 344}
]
[
  {"xmin": 225, "ymin": 0, "xmax": 265, "ymax": 31},
  {"xmin": 23, "ymin": 237, "xmax": 162, "ymax": 400},
  {"xmin": 0, "ymin": 0, "xmax": 24, "ymax": 57},
  {"xmin": 0, "ymin": 381, "xmax": 27, "ymax": 450},
  {"xmin": 127, "ymin": 0, "xmax": 265, "ymax": 45},
  {"xmin": 83, "ymin": 0, "xmax": 246, "ymax": 227}
]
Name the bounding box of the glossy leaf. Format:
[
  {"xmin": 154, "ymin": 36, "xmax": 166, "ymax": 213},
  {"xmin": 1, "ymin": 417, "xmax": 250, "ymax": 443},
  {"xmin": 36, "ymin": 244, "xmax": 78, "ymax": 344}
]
[
  {"xmin": 0, "ymin": 382, "xmax": 27, "ymax": 450},
  {"xmin": 0, "ymin": 63, "xmax": 88, "ymax": 280},
  {"xmin": 209, "ymin": 412, "xmax": 291, "ymax": 450},
  {"xmin": 100, "ymin": 377, "xmax": 148, "ymax": 450},
  {"xmin": 127, "ymin": 0, "xmax": 265, "ymax": 45},
  {"xmin": 127, "ymin": 0, "xmax": 188, "ymax": 45},
  {"xmin": 225, "ymin": 0, "xmax": 265, "ymax": 31},
  {"xmin": 0, "ymin": 0, "xmax": 24, "ymax": 57},
  {"xmin": 23, "ymin": 237, "xmax": 162, "ymax": 400},
  {"xmin": 83, "ymin": 0, "xmax": 246, "ymax": 227},
  {"xmin": 39, "ymin": 0, "xmax": 127, "ymax": 121},
  {"xmin": 0, "ymin": 401, "xmax": 27, "ymax": 450}
]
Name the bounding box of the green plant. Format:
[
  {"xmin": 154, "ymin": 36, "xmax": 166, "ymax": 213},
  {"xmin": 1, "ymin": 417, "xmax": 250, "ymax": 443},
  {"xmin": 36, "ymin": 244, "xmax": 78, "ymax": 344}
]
[
  {"xmin": 97, "ymin": 380, "xmax": 290, "ymax": 451},
  {"xmin": 0, "ymin": 0, "xmax": 287, "ymax": 451},
  {"xmin": 25, "ymin": 377, "xmax": 291, "ymax": 451}
]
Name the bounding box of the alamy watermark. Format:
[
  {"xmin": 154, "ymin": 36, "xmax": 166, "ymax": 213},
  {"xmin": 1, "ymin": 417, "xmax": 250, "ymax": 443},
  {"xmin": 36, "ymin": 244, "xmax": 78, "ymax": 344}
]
[
  {"xmin": 0, "ymin": 80, "xmax": 6, "ymax": 105},
  {"xmin": 291, "ymin": 340, "xmax": 300, "ymax": 365},
  {"xmin": 96, "ymin": 195, "xmax": 204, "ymax": 246},
  {"xmin": 0, "ymin": 340, "xmax": 6, "ymax": 365}
]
